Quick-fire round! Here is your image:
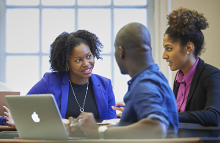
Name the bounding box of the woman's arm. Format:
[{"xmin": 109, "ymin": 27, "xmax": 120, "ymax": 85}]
[
  {"xmin": 0, "ymin": 114, "xmax": 7, "ymax": 125},
  {"xmin": 179, "ymin": 109, "xmax": 220, "ymax": 126},
  {"xmin": 179, "ymin": 67, "xmax": 220, "ymax": 126}
]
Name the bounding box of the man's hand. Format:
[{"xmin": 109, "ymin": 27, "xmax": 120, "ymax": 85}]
[
  {"xmin": 64, "ymin": 116, "xmax": 85, "ymax": 137},
  {"xmin": 3, "ymin": 106, "xmax": 15, "ymax": 126},
  {"xmin": 70, "ymin": 112, "xmax": 99, "ymax": 138}
]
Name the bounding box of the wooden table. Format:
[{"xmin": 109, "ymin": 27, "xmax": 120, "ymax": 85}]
[
  {"xmin": 0, "ymin": 138, "xmax": 205, "ymax": 143},
  {"xmin": 0, "ymin": 126, "xmax": 219, "ymax": 143},
  {"xmin": 0, "ymin": 126, "xmax": 16, "ymax": 131}
]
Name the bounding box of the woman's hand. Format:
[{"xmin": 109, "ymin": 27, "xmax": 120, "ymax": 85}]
[
  {"xmin": 3, "ymin": 106, "xmax": 15, "ymax": 126},
  {"xmin": 112, "ymin": 103, "xmax": 125, "ymax": 118}
]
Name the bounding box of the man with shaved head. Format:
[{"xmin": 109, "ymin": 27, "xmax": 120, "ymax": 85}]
[{"xmin": 68, "ymin": 23, "xmax": 178, "ymax": 139}]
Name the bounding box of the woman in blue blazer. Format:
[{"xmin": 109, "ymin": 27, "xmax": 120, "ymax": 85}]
[
  {"xmin": 27, "ymin": 72, "xmax": 116, "ymax": 121},
  {"xmin": 162, "ymin": 7, "xmax": 220, "ymax": 127},
  {"xmin": 4, "ymin": 30, "xmax": 116, "ymax": 126}
]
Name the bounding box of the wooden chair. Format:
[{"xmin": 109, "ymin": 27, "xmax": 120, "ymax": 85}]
[{"xmin": 0, "ymin": 91, "xmax": 20, "ymax": 116}]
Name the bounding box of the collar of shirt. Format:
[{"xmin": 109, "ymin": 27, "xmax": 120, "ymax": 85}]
[
  {"xmin": 175, "ymin": 58, "xmax": 200, "ymax": 87},
  {"xmin": 127, "ymin": 63, "xmax": 159, "ymax": 90}
]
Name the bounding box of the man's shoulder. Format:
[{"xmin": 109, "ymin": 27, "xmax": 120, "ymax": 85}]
[
  {"xmin": 136, "ymin": 68, "xmax": 168, "ymax": 84},
  {"xmin": 131, "ymin": 69, "xmax": 172, "ymax": 95}
]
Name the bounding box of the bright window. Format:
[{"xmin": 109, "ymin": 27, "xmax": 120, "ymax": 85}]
[{"xmin": 0, "ymin": 0, "xmax": 153, "ymax": 102}]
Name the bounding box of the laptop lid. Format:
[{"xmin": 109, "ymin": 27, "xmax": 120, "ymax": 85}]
[
  {"xmin": 5, "ymin": 94, "xmax": 69, "ymax": 140},
  {"xmin": 0, "ymin": 91, "xmax": 20, "ymax": 116}
]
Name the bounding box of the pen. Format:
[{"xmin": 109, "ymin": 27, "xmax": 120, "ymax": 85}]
[{"xmin": 114, "ymin": 105, "xmax": 125, "ymax": 107}]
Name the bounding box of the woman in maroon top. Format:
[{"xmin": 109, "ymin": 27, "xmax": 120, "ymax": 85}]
[{"xmin": 162, "ymin": 7, "xmax": 220, "ymax": 127}]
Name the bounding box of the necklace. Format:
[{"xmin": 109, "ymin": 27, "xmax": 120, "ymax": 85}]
[{"xmin": 69, "ymin": 80, "xmax": 89, "ymax": 112}]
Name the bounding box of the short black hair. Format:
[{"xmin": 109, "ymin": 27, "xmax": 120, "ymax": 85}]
[
  {"xmin": 165, "ymin": 7, "xmax": 209, "ymax": 57},
  {"xmin": 49, "ymin": 30, "xmax": 103, "ymax": 73}
]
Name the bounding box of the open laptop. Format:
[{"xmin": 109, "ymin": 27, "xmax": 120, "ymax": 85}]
[
  {"xmin": 5, "ymin": 94, "xmax": 85, "ymax": 140},
  {"xmin": 0, "ymin": 91, "xmax": 20, "ymax": 116}
]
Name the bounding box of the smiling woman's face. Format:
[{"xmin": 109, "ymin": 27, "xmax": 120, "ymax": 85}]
[
  {"xmin": 162, "ymin": 34, "xmax": 188, "ymax": 72},
  {"xmin": 68, "ymin": 43, "xmax": 95, "ymax": 84}
]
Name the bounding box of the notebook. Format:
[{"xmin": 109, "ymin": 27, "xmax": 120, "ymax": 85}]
[
  {"xmin": 0, "ymin": 91, "xmax": 20, "ymax": 115},
  {"xmin": 5, "ymin": 94, "xmax": 84, "ymax": 140}
]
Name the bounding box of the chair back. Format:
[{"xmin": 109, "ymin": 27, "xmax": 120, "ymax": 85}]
[{"xmin": 0, "ymin": 91, "xmax": 20, "ymax": 116}]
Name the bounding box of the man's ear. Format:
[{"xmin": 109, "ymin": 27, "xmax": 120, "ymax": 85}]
[{"xmin": 119, "ymin": 46, "xmax": 125, "ymax": 59}]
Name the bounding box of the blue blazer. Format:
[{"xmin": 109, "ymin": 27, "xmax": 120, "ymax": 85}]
[{"xmin": 27, "ymin": 72, "xmax": 116, "ymax": 121}]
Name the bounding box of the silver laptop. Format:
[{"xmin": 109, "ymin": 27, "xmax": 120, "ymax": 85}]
[{"xmin": 5, "ymin": 94, "xmax": 83, "ymax": 140}]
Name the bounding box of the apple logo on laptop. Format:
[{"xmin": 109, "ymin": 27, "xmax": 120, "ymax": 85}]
[{"xmin": 31, "ymin": 112, "xmax": 40, "ymax": 123}]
